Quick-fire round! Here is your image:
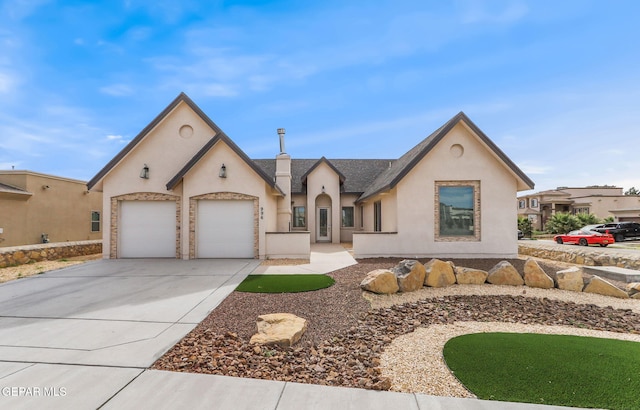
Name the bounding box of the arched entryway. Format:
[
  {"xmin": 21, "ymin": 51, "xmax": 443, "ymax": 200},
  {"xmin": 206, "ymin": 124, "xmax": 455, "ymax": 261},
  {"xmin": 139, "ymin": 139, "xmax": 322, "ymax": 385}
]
[{"xmin": 315, "ymin": 194, "xmax": 332, "ymax": 242}]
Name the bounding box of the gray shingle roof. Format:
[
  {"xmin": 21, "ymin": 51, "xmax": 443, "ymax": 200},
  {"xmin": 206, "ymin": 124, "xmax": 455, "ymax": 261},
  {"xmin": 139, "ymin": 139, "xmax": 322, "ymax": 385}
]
[
  {"xmin": 253, "ymin": 158, "xmax": 393, "ymax": 194},
  {"xmin": 89, "ymin": 92, "xmax": 534, "ymax": 198}
]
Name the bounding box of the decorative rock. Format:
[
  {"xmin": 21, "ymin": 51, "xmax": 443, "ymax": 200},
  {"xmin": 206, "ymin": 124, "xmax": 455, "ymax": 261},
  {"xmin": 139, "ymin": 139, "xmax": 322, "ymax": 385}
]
[
  {"xmin": 523, "ymin": 259, "xmax": 554, "ymax": 289},
  {"xmin": 360, "ymin": 269, "xmax": 399, "ymax": 294},
  {"xmin": 250, "ymin": 313, "xmax": 308, "ymax": 347},
  {"xmin": 583, "ymin": 276, "xmax": 629, "ymax": 299},
  {"xmin": 392, "ymin": 260, "xmax": 426, "ymax": 292},
  {"xmin": 0, "ymin": 241, "xmax": 102, "ymax": 268},
  {"xmin": 424, "ymin": 259, "xmax": 456, "ymax": 288},
  {"xmin": 627, "ymin": 282, "xmax": 640, "ymax": 297},
  {"xmin": 455, "ymin": 266, "xmax": 488, "ymax": 285},
  {"xmin": 487, "ymin": 261, "xmax": 524, "ymax": 286},
  {"xmin": 556, "ymin": 267, "xmax": 584, "ymax": 292}
]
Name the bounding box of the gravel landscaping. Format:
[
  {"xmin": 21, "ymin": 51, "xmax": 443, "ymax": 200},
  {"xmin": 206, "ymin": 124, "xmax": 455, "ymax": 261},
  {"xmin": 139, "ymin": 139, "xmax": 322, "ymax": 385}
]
[{"xmin": 152, "ymin": 258, "xmax": 640, "ymax": 394}]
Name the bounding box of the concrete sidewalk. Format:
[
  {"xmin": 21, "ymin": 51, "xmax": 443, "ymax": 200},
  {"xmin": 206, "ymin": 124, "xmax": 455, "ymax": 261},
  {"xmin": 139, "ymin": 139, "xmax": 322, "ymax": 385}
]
[
  {"xmin": 0, "ymin": 247, "xmax": 577, "ymax": 409},
  {"xmin": 252, "ymin": 243, "xmax": 358, "ymax": 274}
]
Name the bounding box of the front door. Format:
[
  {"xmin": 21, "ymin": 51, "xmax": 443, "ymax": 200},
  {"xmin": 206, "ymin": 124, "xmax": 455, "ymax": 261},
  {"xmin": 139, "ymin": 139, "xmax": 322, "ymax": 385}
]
[{"xmin": 317, "ymin": 207, "xmax": 331, "ymax": 242}]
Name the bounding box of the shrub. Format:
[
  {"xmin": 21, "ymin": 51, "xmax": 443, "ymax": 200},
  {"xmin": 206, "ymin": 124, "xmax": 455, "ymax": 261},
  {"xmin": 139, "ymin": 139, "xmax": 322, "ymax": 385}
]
[
  {"xmin": 576, "ymin": 213, "xmax": 601, "ymax": 226},
  {"xmin": 517, "ymin": 216, "xmax": 532, "ymax": 237},
  {"xmin": 545, "ymin": 213, "xmax": 581, "ymax": 234}
]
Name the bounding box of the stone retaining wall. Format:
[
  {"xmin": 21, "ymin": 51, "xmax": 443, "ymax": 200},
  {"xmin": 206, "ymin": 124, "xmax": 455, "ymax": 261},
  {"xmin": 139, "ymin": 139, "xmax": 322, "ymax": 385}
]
[
  {"xmin": 519, "ymin": 242, "xmax": 640, "ymax": 270},
  {"xmin": 0, "ymin": 240, "xmax": 102, "ymax": 268}
]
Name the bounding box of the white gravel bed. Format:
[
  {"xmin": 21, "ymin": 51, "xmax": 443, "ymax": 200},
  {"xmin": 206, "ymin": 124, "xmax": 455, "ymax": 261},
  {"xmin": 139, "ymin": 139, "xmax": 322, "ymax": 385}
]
[
  {"xmin": 364, "ymin": 284, "xmax": 640, "ymax": 313},
  {"xmin": 374, "ymin": 285, "xmax": 640, "ymax": 397}
]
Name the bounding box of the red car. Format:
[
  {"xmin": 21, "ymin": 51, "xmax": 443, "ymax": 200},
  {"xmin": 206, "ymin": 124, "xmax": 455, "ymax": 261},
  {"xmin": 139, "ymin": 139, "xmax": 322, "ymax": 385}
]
[{"xmin": 554, "ymin": 228, "xmax": 614, "ymax": 247}]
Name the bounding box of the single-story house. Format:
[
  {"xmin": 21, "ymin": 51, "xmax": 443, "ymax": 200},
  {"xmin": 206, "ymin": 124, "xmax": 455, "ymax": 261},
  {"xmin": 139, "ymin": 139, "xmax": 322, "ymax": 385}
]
[
  {"xmin": 0, "ymin": 170, "xmax": 103, "ymax": 247},
  {"xmin": 88, "ymin": 92, "xmax": 534, "ymax": 260}
]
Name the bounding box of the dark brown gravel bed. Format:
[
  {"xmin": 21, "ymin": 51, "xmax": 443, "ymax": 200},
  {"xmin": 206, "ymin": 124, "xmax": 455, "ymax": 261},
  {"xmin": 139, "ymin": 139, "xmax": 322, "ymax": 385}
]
[{"xmin": 152, "ymin": 259, "xmax": 640, "ymax": 391}]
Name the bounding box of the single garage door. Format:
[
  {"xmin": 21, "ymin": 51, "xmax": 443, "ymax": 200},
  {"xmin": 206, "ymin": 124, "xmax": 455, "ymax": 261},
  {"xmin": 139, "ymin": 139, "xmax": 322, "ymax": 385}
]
[
  {"xmin": 119, "ymin": 201, "xmax": 176, "ymax": 258},
  {"xmin": 197, "ymin": 200, "xmax": 254, "ymax": 258}
]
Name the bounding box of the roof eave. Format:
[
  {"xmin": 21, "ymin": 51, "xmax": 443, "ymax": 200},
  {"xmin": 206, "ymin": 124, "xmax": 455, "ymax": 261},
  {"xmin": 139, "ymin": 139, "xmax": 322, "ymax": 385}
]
[
  {"xmin": 166, "ymin": 134, "xmax": 279, "ymax": 192},
  {"xmin": 88, "ymin": 92, "xmax": 212, "ymax": 190}
]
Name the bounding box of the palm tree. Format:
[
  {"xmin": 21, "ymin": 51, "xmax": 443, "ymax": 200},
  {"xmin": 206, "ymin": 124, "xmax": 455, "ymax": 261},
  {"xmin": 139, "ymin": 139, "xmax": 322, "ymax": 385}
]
[{"xmin": 545, "ymin": 213, "xmax": 581, "ymax": 234}]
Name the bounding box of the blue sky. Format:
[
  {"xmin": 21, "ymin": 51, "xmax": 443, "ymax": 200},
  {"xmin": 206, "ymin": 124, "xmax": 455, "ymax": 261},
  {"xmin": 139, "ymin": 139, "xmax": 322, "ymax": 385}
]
[{"xmin": 1, "ymin": 0, "xmax": 639, "ymax": 194}]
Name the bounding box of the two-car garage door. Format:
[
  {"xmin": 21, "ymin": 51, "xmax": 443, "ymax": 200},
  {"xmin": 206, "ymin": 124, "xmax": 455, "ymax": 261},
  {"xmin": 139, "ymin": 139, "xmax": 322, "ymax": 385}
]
[
  {"xmin": 196, "ymin": 200, "xmax": 254, "ymax": 258},
  {"xmin": 119, "ymin": 201, "xmax": 176, "ymax": 258},
  {"xmin": 118, "ymin": 199, "xmax": 254, "ymax": 258}
]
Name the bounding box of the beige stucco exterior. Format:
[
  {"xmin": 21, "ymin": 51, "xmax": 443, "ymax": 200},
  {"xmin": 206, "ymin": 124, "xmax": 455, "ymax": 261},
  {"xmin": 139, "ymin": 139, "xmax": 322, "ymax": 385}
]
[
  {"xmin": 518, "ymin": 186, "xmax": 640, "ymax": 229},
  {"xmin": 354, "ymin": 122, "xmax": 519, "ymax": 258},
  {"xmin": 89, "ymin": 93, "xmax": 533, "ymax": 260},
  {"xmin": 0, "ymin": 171, "xmax": 103, "ymax": 247}
]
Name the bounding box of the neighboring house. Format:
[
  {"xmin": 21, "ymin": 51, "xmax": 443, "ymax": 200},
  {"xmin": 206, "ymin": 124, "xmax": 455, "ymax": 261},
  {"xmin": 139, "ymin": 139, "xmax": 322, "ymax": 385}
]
[
  {"xmin": 88, "ymin": 93, "xmax": 534, "ymax": 260},
  {"xmin": 0, "ymin": 171, "xmax": 103, "ymax": 247},
  {"xmin": 517, "ymin": 186, "xmax": 640, "ymax": 230}
]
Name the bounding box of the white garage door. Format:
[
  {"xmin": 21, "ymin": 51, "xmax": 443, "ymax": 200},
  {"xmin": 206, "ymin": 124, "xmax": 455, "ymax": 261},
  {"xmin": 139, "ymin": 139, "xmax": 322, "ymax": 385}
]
[
  {"xmin": 197, "ymin": 200, "xmax": 254, "ymax": 258},
  {"xmin": 119, "ymin": 201, "xmax": 176, "ymax": 258}
]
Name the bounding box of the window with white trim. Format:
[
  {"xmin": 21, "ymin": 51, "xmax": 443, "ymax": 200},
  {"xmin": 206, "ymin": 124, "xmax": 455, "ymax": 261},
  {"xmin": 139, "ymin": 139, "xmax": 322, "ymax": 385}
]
[{"xmin": 91, "ymin": 211, "xmax": 101, "ymax": 232}]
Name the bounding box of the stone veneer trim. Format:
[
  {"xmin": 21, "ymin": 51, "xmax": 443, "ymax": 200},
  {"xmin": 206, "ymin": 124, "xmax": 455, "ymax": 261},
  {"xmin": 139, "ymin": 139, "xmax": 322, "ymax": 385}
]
[
  {"xmin": 110, "ymin": 193, "xmax": 181, "ymax": 259},
  {"xmin": 434, "ymin": 180, "xmax": 481, "ymax": 242},
  {"xmin": 189, "ymin": 192, "xmax": 259, "ymax": 259}
]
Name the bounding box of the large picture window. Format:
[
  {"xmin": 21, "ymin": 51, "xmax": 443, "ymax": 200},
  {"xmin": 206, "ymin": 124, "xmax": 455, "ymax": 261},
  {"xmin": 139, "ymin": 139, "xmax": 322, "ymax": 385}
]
[
  {"xmin": 435, "ymin": 181, "xmax": 480, "ymax": 241},
  {"xmin": 293, "ymin": 206, "xmax": 306, "ymax": 228}
]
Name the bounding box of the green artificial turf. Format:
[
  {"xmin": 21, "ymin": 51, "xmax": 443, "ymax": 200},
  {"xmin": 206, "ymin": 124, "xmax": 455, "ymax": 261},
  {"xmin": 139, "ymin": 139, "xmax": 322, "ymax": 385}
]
[
  {"xmin": 443, "ymin": 333, "xmax": 640, "ymax": 409},
  {"xmin": 235, "ymin": 274, "xmax": 335, "ymax": 293}
]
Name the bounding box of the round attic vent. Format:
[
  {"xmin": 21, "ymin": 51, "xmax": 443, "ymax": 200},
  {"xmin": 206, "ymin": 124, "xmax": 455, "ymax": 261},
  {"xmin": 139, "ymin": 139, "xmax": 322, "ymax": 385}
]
[
  {"xmin": 179, "ymin": 124, "xmax": 194, "ymax": 139},
  {"xmin": 450, "ymin": 144, "xmax": 464, "ymax": 158}
]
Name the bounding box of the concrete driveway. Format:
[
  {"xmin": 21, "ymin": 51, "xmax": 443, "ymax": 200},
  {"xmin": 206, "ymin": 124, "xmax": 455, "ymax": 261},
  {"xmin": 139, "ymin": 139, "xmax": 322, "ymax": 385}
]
[
  {"xmin": 0, "ymin": 250, "xmax": 568, "ymax": 410},
  {"xmin": 0, "ymin": 258, "xmax": 259, "ymax": 409}
]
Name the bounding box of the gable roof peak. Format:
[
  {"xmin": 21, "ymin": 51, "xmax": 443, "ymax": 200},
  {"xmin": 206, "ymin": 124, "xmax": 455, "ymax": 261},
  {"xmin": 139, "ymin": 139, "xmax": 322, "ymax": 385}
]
[
  {"xmin": 300, "ymin": 157, "xmax": 346, "ymax": 184},
  {"xmin": 87, "ymin": 92, "xmax": 217, "ymax": 190},
  {"xmin": 358, "ymin": 111, "xmax": 535, "ymax": 201}
]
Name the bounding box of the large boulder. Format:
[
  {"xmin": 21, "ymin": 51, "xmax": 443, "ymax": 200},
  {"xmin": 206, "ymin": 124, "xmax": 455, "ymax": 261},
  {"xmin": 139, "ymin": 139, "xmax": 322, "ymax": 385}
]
[
  {"xmin": 360, "ymin": 269, "xmax": 399, "ymax": 294},
  {"xmin": 523, "ymin": 259, "xmax": 554, "ymax": 289},
  {"xmin": 556, "ymin": 267, "xmax": 584, "ymax": 292},
  {"xmin": 424, "ymin": 259, "xmax": 456, "ymax": 288},
  {"xmin": 627, "ymin": 282, "xmax": 640, "ymax": 299},
  {"xmin": 250, "ymin": 313, "xmax": 308, "ymax": 347},
  {"xmin": 455, "ymin": 266, "xmax": 488, "ymax": 285},
  {"xmin": 584, "ymin": 276, "xmax": 630, "ymax": 299},
  {"xmin": 487, "ymin": 261, "xmax": 524, "ymax": 286},
  {"xmin": 392, "ymin": 260, "xmax": 426, "ymax": 292}
]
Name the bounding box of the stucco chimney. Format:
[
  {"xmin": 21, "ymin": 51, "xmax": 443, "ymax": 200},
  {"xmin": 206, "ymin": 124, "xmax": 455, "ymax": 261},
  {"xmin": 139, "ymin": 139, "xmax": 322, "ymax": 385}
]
[{"xmin": 275, "ymin": 128, "xmax": 292, "ymax": 231}]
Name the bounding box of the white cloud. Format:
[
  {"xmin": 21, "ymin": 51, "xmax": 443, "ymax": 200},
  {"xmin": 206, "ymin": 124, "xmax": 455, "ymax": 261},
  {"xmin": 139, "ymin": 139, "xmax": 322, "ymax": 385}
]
[
  {"xmin": 100, "ymin": 84, "xmax": 134, "ymax": 96},
  {"xmin": 201, "ymin": 83, "xmax": 237, "ymax": 97},
  {"xmin": 518, "ymin": 162, "xmax": 553, "ymax": 175},
  {"xmin": 106, "ymin": 134, "xmax": 124, "ymax": 141},
  {"xmin": 0, "ymin": 161, "xmax": 20, "ymax": 170},
  {"xmin": 1, "ymin": 0, "xmax": 51, "ymax": 20},
  {"xmin": 0, "ymin": 71, "xmax": 16, "ymax": 93}
]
